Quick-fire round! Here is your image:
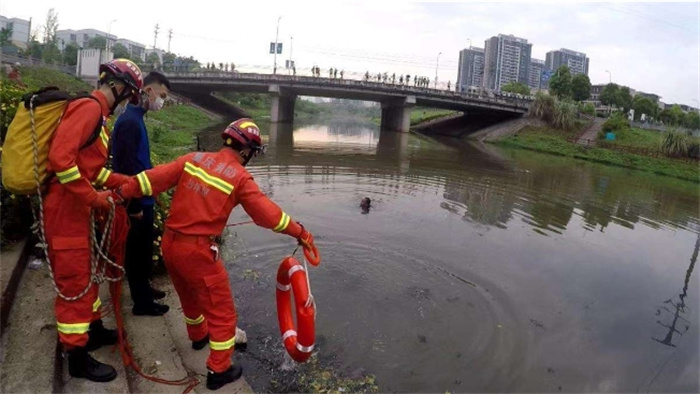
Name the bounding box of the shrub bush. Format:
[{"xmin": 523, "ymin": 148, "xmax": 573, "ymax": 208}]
[{"xmin": 602, "ymin": 112, "xmax": 630, "ymax": 134}]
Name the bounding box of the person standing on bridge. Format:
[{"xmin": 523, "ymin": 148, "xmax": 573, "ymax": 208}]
[
  {"xmin": 111, "ymin": 119, "xmax": 319, "ymax": 390},
  {"xmin": 44, "ymin": 59, "xmax": 143, "ymax": 383},
  {"xmin": 111, "ymin": 71, "xmax": 171, "ymax": 317}
]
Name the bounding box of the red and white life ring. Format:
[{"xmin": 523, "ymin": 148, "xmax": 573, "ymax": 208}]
[{"xmin": 276, "ymin": 256, "xmax": 316, "ymax": 362}]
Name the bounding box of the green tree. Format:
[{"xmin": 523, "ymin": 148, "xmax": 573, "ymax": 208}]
[
  {"xmin": 111, "ymin": 43, "xmax": 131, "ymax": 60},
  {"xmin": 86, "ymin": 36, "xmax": 107, "ymax": 50},
  {"xmin": 571, "ymin": 74, "xmax": 592, "ymax": 102},
  {"xmin": 684, "ymin": 111, "xmax": 700, "ymax": 130},
  {"xmin": 0, "ymin": 26, "xmax": 13, "ymax": 47},
  {"xmin": 548, "ymin": 65, "xmax": 572, "ymax": 99},
  {"xmin": 42, "ymin": 8, "xmax": 59, "ymax": 44},
  {"xmin": 62, "ymin": 42, "xmax": 79, "ymax": 66},
  {"xmin": 582, "ymin": 102, "xmax": 596, "ymax": 116},
  {"xmin": 162, "ymin": 52, "xmax": 176, "ymax": 65},
  {"xmin": 632, "ymin": 96, "xmax": 658, "ymax": 121},
  {"xmin": 659, "ymin": 105, "xmax": 685, "ymax": 126},
  {"xmin": 42, "ymin": 42, "xmax": 61, "ymax": 64},
  {"xmin": 146, "ymin": 52, "xmax": 160, "ymax": 66},
  {"xmin": 501, "ymin": 81, "xmax": 530, "ymax": 95},
  {"xmin": 599, "ymin": 83, "xmax": 619, "ymax": 107},
  {"xmin": 25, "ymin": 35, "xmax": 43, "ymax": 58},
  {"xmin": 617, "ymin": 86, "xmax": 633, "ymax": 113}
]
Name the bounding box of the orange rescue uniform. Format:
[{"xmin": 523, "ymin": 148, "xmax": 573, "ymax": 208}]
[
  {"xmin": 119, "ymin": 148, "xmax": 304, "ymax": 372},
  {"xmin": 45, "ymin": 91, "xmax": 129, "ymax": 349}
]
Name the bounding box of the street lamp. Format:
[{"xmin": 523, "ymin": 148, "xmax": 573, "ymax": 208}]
[
  {"xmin": 107, "ymin": 19, "xmax": 117, "ymax": 52},
  {"xmin": 435, "ymin": 52, "xmax": 442, "ymax": 89},
  {"xmin": 466, "ymin": 38, "xmax": 471, "ymax": 48},
  {"xmin": 605, "ymin": 69, "xmax": 612, "ymax": 83},
  {"xmin": 273, "ymin": 16, "xmax": 282, "ymax": 74}
]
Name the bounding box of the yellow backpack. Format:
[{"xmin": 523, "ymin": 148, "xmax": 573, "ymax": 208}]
[{"xmin": 2, "ymin": 87, "xmax": 103, "ymax": 195}]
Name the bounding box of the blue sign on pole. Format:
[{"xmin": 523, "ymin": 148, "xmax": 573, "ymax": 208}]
[
  {"xmin": 277, "ymin": 43, "xmax": 283, "ymax": 54},
  {"xmin": 269, "ymin": 42, "xmax": 276, "ymax": 54}
]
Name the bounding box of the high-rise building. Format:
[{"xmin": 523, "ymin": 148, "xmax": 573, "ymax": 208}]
[
  {"xmin": 528, "ymin": 59, "xmax": 545, "ymax": 91},
  {"xmin": 482, "ymin": 34, "xmax": 532, "ymax": 91},
  {"xmin": 545, "ymin": 48, "xmax": 589, "ymax": 75},
  {"xmin": 456, "ymin": 46, "xmax": 484, "ymax": 92}
]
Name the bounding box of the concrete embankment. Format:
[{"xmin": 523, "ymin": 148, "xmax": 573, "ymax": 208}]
[{"xmin": 0, "ymin": 243, "xmax": 254, "ymax": 394}]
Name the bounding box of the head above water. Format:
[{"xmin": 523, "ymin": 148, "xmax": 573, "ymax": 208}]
[{"xmin": 221, "ymin": 118, "xmax": 266, "ymax": 166}]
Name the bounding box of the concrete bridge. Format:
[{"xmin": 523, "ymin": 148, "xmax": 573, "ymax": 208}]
[{"xmin": 162, "ymin": 71, "xmax": 532, "ymax": 132}]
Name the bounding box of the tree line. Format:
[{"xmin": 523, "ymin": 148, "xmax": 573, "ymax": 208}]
[{"xmin": 1, "ymin": 8, "xmax": 201, "ymax": 72}]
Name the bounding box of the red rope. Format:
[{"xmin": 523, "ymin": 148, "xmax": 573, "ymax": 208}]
[{"xmin": 108, "ymin": 271, "xmax": 200, "ymax": 394}]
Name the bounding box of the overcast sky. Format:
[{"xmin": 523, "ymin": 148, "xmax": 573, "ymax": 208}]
[{"xmin": 1, "ymin": 1, "xmax": 698, "ymax": 106}]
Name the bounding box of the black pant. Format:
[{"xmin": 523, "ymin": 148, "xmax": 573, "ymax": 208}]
[{"xmin": 125, "ymin": 204, "xmax": 154, "ymax": 307}]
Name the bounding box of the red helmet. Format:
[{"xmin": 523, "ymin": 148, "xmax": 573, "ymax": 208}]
[
  {"xmin": 99, "ymin": 58, "xmax": 144, "ymax": 103},
  {"xmin": 222, "ymin": 118, "xmax": 263, "ymax": 150}
]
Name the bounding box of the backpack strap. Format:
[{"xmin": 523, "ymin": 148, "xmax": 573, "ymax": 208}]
[{"xmin": 76, "ymin": 95, "xmax": 106, "ymax": 150}]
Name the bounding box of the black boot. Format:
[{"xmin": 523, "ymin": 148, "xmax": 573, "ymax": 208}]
[
  {"xmin": 132, "ymin": 302, "xmax": 170, "ymax": 316},
  {"xmin": 150, "ymin": 287, "xmax": 166, "ymax": 300},
  {"xmin": 192, "ymin": 334, "xmax": 209, "ymax": 350},
  {"xmin": 86, "ymin": 319, "xmax": 118, "ymax": 351},
  {"xmin": 67, "ymin": 347, "xmax": 118, "ymax": 382},
  {"xmin": 206, "ymin": 365, "xmax": 243, "ymax": 391}
]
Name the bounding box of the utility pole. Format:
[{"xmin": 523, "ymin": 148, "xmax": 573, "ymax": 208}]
[
  {"xmin": 273, "ymin": 16, "xmax": 282, "ymax": 74},
  {"xmin": 605, "ymin": 70, "xmax": 612, "ymax": 115},
  {"xmin": 153, "ymin": 24, "xmax": 160, "ymax": 50},
  {"xmin": 167, "ymin": 29, "xmax": 173, "ymax": 53}
]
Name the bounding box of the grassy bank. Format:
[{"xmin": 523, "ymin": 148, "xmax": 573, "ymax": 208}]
[
  {"xmin": 496, "ymin": 126, "xmax": 699, "ymax": 182},
  {"xmin": 20, "ymin": 66, "xmax": 93, "ymax": 93},
  {"xmin": 410, "ymin": 107, "xmax": 457, "ymax": 126},
  {"xmin": 143, "ymin": 104, "xmax": 217, "ymax": 163}
]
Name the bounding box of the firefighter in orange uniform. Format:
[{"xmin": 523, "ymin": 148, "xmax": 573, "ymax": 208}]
[
  {"xmin": 113, "ymin": 119, "xmax": 317, "ymax": 390},
  {"xmin": 45, "ymin": 59, "xmax": 143, "ymax": 382}
]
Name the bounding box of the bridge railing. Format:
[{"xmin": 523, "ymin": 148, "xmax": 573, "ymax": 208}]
[{"xmin": 162, "ymin": 70, "xmax": 533, "ymax": 110}]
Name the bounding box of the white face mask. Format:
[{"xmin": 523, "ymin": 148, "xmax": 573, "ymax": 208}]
[
  {"xmin": 149, "ymin": 96, "xmax": 164, "ymax": 111},
  {"xmin": 113, "ymin": 102, "xmax": 127, "ymax": 117}
]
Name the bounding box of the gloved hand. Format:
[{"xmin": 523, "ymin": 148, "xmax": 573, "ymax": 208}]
[
  {"xmin": 296, "ymin": 224, "xmax": 320, "ymax": 266},
  {"xmin": 91, "ymin": 190, "xmax": 114, "ymax": 210}
]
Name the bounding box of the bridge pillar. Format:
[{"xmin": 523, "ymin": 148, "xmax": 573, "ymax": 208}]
[
  {"xmin": 269, "ymin": 85, "xmax": 297, "ymax": 123},
  {"xmin": 380, "ymin": 96, "xmax": 416, "ymax": 132}
]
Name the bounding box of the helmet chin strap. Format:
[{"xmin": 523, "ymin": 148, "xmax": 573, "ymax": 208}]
[
  {"xmin": 239, "ymin": 149, "xmax": 253, "ymax": 166},
  {"xmin": 108, "ymin": 82, "xmax": 132, "ymax": 114}
]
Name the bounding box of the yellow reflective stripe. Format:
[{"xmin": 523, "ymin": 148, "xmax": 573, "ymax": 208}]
[
  {"xmin": 183, "ymin": 162, "xmax": 234, "ymax": 195},
  {"xmin": 56, "ymin": 165, "xmax": 81, "ymax": 184},
  {"xmin": 100, "ymin": 127, "xmax": 109, "ymax": 148},
  {"xmin": 57, "ymin": 322, "xmax": 90, "ymax": 334},
  {"xmin": 273, "ymin": 212, "xmax": 290, "ymax": 232},
  {"xmin": 95, "ymin": 168, "xmax": 111, "ymax": 186},
  {"xmin": 238, "ymin": 121, "xmax": 255, "ymax": 129},
  {"xmin": 92, "ymin": 297, "xmax": 102, "ymax": 312},
  {"xmin": 209, "ymin": 336, "xmax": 236, "ymax": 351},
  {"xmin": 184, "ymin": 314, "xmax": 205, "ymax": 325},
  {"xmin": 136, "ymin": 172, "xmax": 153, "ymax": 196}
]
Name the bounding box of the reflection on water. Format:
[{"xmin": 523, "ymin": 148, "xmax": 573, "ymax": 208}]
[{"xmin": 199, "ymin": 117, "xmax": 699, "ymax": 392}]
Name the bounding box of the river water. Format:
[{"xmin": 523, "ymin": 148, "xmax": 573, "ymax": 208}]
[{"xmin": 199, "ymin": 118, "xmax": 699, "ymax": 393}]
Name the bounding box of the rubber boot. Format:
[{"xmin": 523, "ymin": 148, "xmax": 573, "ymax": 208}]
[
  {"xmin": 192, "ymin": 334, "xmax": 209, "ymax": 350},
  {"xmin": 206, "ymin": 365, "xmax": 243, "ymax": 391},
  {"xmin": 86, "ymin": 319, "xmax": 118, "ymax": 351},
  {"xmin": 67, "ymin": 347, "xmax": 118, "ymax": 382}
]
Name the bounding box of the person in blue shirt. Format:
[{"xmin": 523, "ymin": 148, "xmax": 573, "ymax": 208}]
[{"xmin": 111, "ymin": 71, "xmax": 171, "ymax": 316}]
